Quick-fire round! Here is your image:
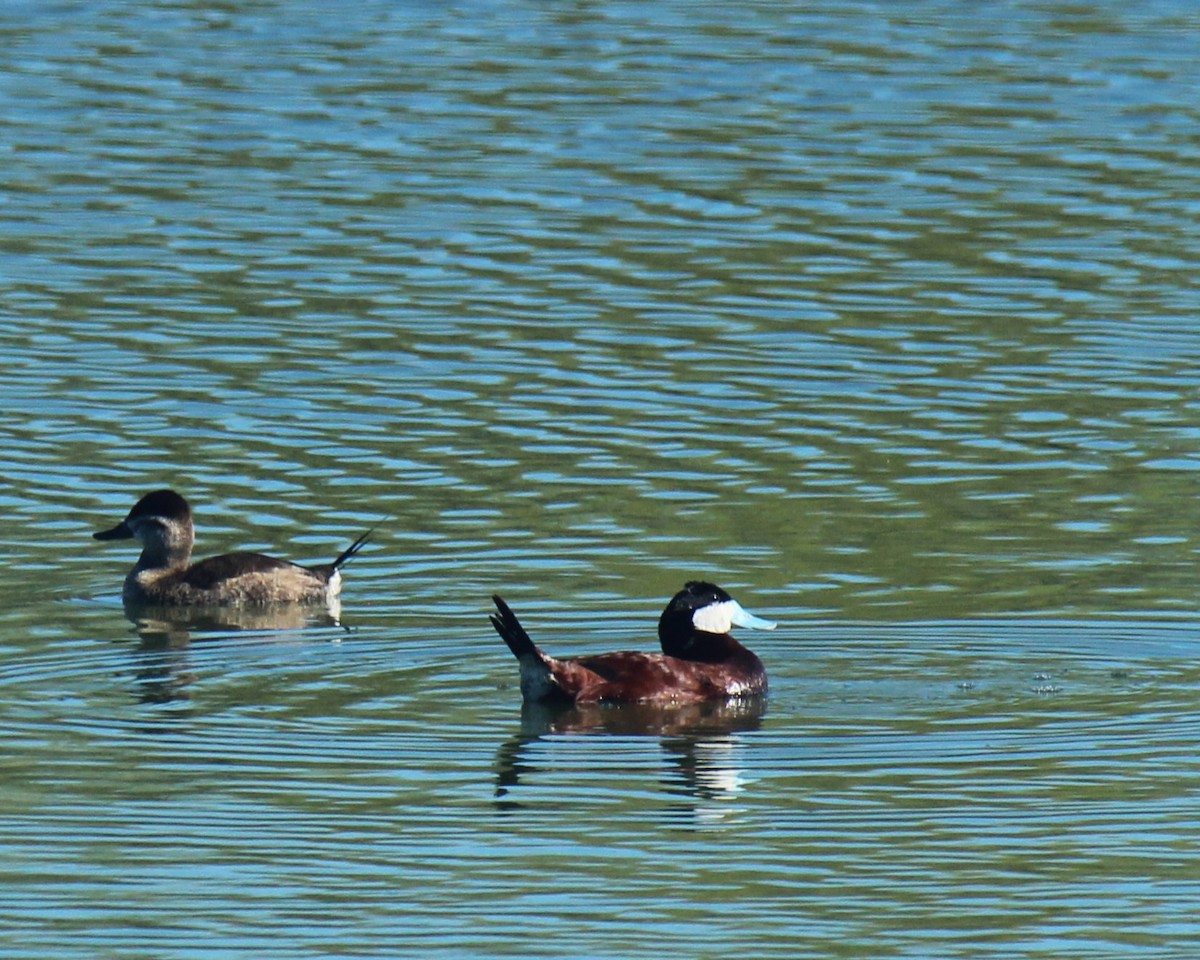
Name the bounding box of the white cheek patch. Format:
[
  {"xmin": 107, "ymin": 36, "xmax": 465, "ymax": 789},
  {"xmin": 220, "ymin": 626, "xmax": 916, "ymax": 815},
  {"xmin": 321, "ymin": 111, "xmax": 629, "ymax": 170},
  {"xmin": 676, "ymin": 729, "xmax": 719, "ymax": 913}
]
[
  {"xmin": 692, "ymin": 601, "xmax": 734, "ymax": 635},
  {"xmin": 692, "ymin": 599, "xmax": 777, "ymax": 634}
]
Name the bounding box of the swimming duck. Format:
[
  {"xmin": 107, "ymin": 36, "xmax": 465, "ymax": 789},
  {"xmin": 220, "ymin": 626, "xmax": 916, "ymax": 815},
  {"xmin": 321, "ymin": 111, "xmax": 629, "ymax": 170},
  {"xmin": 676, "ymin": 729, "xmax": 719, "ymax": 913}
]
[
  {"xmin": 489, "ymin": 581, "xmax": 776, "ymax": 704},
  {"xmin": 94, "ymin": 489, "xmax": 370, "ymax": 606}
]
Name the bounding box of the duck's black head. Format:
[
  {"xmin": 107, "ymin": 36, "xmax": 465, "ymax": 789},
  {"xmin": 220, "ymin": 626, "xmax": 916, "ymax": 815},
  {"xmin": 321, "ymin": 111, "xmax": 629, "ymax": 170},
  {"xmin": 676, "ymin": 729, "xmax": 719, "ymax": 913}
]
[
  {"xmin": 94, "ymin": 489, "xmax": 197, "ymax": 569},
  {"xmin": 94, "ymin": 489, "xmax": 192, "ymax": 542},
  {"xmin": 657, "ymin": 580, "xmax": 776, "ymax": 659},
  {"xmin": 128, "ymin": 489, "xmax": 191, "ymax": 523}
]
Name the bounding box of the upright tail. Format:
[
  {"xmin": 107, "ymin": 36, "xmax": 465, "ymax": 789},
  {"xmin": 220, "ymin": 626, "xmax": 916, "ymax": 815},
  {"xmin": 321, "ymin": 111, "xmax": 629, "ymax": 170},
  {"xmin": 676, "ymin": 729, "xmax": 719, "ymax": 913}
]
[
  {"xmin": 331, "ymin": 528, "xmax": 373, "ymax": 571},
  {"xmin": 490, "ymin": 595, "xmax": 539, "ymax": 660},
  {"xmin": 309, "ymin": 528, "xmax": 373, "ymax": 582},
  {"xmin": 490, "ymin": 595, "xmax": 574, "ymax": 703}
]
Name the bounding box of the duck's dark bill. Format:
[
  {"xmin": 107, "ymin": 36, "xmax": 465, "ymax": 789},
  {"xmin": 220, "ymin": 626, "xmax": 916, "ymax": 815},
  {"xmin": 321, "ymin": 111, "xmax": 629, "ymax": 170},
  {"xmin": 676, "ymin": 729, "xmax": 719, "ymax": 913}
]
[{"xmin": 93, "ymin": 521, "xmax": 133, "ymax": 541}]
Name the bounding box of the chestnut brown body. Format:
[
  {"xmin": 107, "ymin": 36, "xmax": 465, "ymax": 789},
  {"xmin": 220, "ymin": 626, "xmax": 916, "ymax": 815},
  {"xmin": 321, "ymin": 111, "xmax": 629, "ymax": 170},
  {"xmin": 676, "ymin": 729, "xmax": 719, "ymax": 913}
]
[{"xmin": 490, "ymin": 582, "xmax": 774, "ymax": 705}]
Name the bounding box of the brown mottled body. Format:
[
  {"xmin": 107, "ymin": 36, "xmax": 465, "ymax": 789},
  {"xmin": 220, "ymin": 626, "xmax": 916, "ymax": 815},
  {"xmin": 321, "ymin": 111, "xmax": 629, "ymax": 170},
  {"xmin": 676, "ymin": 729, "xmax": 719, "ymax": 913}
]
[
  {"xmin": 123, "ymin": 552, "xmax": 345, "ymax": 606},
  {"xmin": 95, "ymin": 489, "xmax": 369, "ymax": 607}
]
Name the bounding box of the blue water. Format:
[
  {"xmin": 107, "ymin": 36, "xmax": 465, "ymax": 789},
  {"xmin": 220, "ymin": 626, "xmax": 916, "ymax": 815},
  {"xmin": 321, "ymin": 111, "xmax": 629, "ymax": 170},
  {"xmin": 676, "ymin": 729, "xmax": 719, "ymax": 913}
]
[{"xmin": 2, "ymin": 1, "xmax": 1200, "ymax": 957}]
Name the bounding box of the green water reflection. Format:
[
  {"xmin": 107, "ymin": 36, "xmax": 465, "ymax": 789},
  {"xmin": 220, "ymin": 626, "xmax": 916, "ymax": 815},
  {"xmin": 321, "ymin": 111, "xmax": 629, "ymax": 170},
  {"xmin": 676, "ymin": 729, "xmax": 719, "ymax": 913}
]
[{"xmin": 2, "ymin": 0, "xmax": 1200, "ymax": 957}]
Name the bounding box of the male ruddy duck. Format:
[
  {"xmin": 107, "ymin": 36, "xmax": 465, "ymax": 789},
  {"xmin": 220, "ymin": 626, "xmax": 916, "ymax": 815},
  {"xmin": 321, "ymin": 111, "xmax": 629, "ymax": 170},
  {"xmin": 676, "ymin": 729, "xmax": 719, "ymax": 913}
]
[
  {"xmin": 489, "ymin": 581, "xmax": 776, "ymax": 704},
  {"xmin": 94, "ymin": 489, "xmax": 370, "ymax": 606}
]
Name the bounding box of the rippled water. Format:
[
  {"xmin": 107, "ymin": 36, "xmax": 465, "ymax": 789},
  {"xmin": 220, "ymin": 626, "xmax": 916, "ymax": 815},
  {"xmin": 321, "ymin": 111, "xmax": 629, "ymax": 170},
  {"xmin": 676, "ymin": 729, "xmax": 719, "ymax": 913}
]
[{"xmin": 2, "ymin": 1, "xmax": 1200, "ymax": 957}]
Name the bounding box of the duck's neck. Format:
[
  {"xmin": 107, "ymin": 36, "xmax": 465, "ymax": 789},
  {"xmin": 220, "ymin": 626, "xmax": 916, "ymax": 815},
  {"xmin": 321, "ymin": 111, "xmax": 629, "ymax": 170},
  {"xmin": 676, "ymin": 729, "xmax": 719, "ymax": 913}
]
[
  {"xmin": 661, "ymin": 628, "xmax": 751, "ymax": 664},
  {"xmin": 134, "ymin": 527, "xmax": 193, "ymax": 572}
]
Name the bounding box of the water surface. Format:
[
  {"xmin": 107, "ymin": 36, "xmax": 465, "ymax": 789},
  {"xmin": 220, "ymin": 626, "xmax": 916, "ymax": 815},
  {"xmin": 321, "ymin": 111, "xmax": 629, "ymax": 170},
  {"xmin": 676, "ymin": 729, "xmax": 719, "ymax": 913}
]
[{"xmin": 2, "ymin": 1, "xmax": 1199, "ymax": 957}]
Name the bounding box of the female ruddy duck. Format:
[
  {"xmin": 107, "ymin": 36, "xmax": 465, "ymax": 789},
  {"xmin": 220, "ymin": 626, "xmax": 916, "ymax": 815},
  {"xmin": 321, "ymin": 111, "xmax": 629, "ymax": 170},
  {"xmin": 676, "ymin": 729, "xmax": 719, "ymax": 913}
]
[
  {"xmin": 489, "ymin": 581, "xmax": 776, "ymax": 704},
  {"xmin": 94, "ymin": 489, "xmax": 370, "ymax": 606}
]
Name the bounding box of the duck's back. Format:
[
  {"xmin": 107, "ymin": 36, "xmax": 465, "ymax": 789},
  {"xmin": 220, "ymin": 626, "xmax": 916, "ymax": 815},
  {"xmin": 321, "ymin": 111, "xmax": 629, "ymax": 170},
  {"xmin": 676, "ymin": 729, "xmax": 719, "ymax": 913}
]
[
  {"xmin": 127, "ymin": 552, "xmax": 333, "ymax": 605},
  {"xmin": 557, "ymin": 649, "xmax": 766, "ymax": 703}
]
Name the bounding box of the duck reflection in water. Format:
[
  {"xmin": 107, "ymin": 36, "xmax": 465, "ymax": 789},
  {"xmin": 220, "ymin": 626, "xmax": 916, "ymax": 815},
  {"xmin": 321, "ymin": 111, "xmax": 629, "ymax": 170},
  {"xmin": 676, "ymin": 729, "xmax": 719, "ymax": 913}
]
[
  {"xmin": 125, "ymin": 603, "xmax": 347, "ymax": 707},
  {"xmin": 489, "ymin": 581, "xmax": 777, "ymax": 821},
  {"xmin": 494, "ymin": 696, "xmax": 767, "ymax": 822}
]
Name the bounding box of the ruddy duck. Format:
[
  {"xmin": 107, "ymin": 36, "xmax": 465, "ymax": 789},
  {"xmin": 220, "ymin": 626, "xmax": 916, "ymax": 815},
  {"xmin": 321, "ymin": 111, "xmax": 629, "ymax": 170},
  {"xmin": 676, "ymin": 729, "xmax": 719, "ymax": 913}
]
[
  {"xmin": 489, "ymin": 581, "xmax": 776, "ymax": 704},
  {"xmin": 94, "ymin": 489, "xmax": 371, "ymax": 606}
]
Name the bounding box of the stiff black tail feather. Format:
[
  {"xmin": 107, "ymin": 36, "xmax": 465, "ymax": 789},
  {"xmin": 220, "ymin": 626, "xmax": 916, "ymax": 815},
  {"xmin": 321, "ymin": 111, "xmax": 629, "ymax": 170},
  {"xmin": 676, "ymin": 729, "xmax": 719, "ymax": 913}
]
[
  {"xmin": 490, "ymin": 595, "xmax": 538, "ymax": 660},
  {"xmin": 331, "ymin": 528, "xmax": 373, "ymax": 571}
]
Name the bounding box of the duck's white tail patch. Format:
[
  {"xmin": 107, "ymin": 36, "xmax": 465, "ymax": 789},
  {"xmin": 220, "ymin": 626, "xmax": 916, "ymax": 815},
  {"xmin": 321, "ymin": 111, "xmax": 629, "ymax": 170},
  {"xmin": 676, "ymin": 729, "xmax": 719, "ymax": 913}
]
[{"xmin": 518, "ymin": 654, "xmax": 556, "ymax": 701}]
